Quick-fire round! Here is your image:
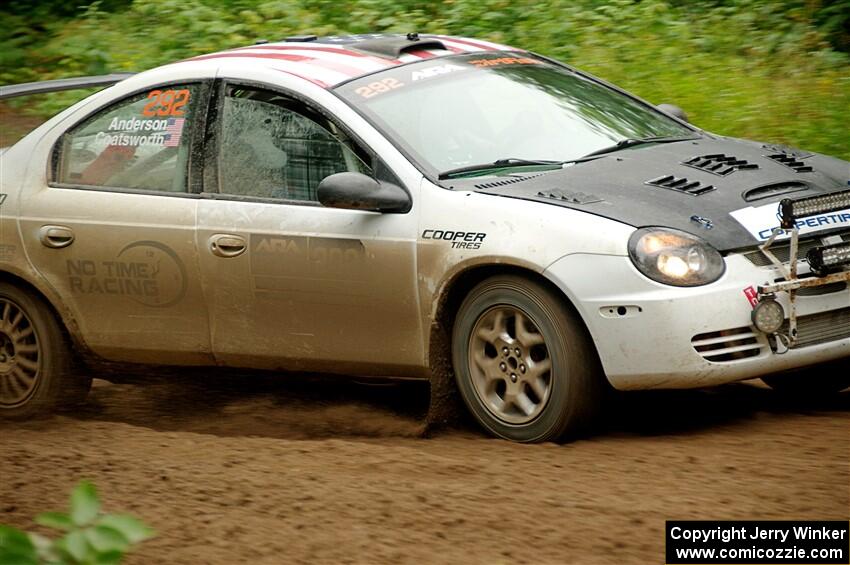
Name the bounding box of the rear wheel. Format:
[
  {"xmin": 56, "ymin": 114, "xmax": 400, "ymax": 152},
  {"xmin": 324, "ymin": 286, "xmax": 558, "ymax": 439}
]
[
  {"xmin": 0, "ymin": 283, "xmax": 90, "ymax": 418},
  {"xmin": 452, "ymin": 275, "xmax": 603, "ymax": 442}
]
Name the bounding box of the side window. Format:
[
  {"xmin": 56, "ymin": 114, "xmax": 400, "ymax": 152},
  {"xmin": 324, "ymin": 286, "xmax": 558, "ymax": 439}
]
[
  {"xmin": 55, "ymin": 84, "xmax": 201, "ymax": 192},
  {"xmin": 218, "ymin": 86, "xmax": 372, "ymax": 202}
]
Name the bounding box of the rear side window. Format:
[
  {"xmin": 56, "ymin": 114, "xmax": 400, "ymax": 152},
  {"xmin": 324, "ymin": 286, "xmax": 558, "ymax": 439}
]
[{"xmin": 54, "ymin": 84, "xmax": 202, "ymax": 192}]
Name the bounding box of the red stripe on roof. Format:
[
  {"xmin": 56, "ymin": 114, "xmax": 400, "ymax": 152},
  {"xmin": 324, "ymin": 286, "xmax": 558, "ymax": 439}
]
[
  {"xmin": 188, "ymin": 53, "xmax": 334, "ymax": 86},
  {"xmin": 237, "ymin": 45, "xmax": 371, "ymax": 58},
  {"xmin": 219, "ymin": 43, "xmax": 401, "ymax": 67},
  {"xmin": 440, "ymin": 44, "xmax": 464, "ymax": 53},
  {"xmin": 438, "ymin": 36, "xmax": 499, "ymax": 51},
  {"xmin": 189, "ymin": 51, "xmax": 367, "ymax": 80},
  {"xmin": 190, "ymin": 52, "xmax": 312, "ymax": 63},
  {"xmin": 406, "ymin": 49, "xmax": 436, "ymax": 59},
  {"xmin": 241, "ymin": 44, "xmax": 402, "ymax": 65},
  {"xmin": 305, "ymin": 58, "xmax": 375, "ymax": 78},
  {"xmin": 272, "ymin": 69, "xmax": 328, "ymax": 88}
]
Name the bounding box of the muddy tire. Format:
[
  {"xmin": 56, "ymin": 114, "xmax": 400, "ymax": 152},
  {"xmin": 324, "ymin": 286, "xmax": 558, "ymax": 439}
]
[
  {"xmin": 0, "ymin": 283, "xmax": 90, "ymax": 419},
  {"xmin": 762, "ymin": 361, "xmax": 850, "ymax": 397},
  {"xmin": 452, "ymin": 275, "xmax": 603, "ymax": 442}
]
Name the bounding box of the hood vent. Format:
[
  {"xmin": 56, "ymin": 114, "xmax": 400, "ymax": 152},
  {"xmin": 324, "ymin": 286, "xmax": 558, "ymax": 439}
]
[
  {"xmin": 536, "ymin": 189, "xmax": 602, "ymax": 204},
  {"xmin": 762, "ymin": 144, "xmax": 812, "ymax": 159},
  {"xmin": 645, "ymin": 175, "xmax": 715, "ymax": 196},
  {"xmin": 473, "ymin": 173, "xmax": 543, "ymax": 190},
  {"xmin": 742, "ymin": 181, "xmax": 808, "ymax": 202},
  {"xmin": 684, "ymin": 154, "xmax": 758, "ymax": 176},
  {"xmin": 766, "ymin": 153, "xmax": 814, "ymax": 173}
]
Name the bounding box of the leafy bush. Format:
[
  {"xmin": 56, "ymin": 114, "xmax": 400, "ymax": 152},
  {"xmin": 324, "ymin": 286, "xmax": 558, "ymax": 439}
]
[
  {"xmin": 0, "ymin": 481, "xmax": 154, "ymax": 565},
  {"xmin": 1, "ymin": 0, "xmax": 848, "ymax": 158}
]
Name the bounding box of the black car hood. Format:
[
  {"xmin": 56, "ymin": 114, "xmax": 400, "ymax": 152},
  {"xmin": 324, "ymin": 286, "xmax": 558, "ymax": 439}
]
[{"xmin": 449, "ymin": 136, "xmax": 850, "ymax": 251}]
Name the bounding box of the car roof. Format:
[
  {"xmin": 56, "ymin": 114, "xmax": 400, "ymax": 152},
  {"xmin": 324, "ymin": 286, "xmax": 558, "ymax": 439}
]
[{"xmin": 186, "ymin": 33, "xmax": 518, "ymax": 88}]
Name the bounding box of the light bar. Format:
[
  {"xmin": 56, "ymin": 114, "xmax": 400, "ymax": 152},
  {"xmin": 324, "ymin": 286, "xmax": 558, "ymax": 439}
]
[
  {"xmin": 779, "ymin": 188, "xmax": 850, "ymax": 229},
  {"xmin": 807, "ymin": 241, "xmax": 850, "ymax": 276}
]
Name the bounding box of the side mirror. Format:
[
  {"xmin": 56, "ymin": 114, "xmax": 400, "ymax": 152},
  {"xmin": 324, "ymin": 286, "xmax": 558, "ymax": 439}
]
[
  {"xmin": 317, "ymin": 172, "xmax": 411, "ymax": 213},
  {"xmin": 657, "ymin": 103, "xmax": 689, "ymax": 123}
]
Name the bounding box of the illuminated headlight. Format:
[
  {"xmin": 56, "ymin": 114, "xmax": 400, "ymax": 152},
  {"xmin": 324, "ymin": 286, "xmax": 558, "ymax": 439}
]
[
  {"xmin": 779, "ymin": 188, "xmax": 850, "ymax": 229},
  {"xmin": 751, "ymin": 297, "xmax": 785, "ymax": 334},
  {"xmin": 807, "ymin": 241, "xmax": 850, "ymax": 276},
  {"xmin": 628, "ymin": 227, "xmax": 726, "ymax": 287}
]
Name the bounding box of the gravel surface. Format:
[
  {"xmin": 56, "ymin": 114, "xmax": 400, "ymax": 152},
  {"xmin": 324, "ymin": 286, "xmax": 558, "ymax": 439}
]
[{"xmin": 1, "ymin": 373, "xmax": 848, "ymax": 564}]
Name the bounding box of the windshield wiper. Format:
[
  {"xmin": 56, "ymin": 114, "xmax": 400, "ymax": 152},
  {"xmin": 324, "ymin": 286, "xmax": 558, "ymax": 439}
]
[
  {"xmin": 438, "ymin": 158, "xmax": 565, "ymax": 180},
  {"xmin": 580, "ymin": 135, "xmax": 698, "ymax": 159},
  {"xmin": 437, "ymin": 137, "xmax": 699, "ymax": 180}
]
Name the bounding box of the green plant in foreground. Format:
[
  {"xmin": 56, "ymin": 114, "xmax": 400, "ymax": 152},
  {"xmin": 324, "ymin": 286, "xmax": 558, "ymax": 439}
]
[{"xmin": 0, "ymin": 481, "xmax": 154, "ymax": 565}]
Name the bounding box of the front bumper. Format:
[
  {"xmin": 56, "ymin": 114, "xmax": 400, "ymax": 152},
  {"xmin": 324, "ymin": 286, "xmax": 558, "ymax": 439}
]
[{"xmin": 544, "ymin": 253, "xmax": 850, "ymax": 390}]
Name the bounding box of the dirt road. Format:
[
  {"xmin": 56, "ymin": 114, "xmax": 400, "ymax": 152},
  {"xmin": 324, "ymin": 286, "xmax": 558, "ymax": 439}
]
[{"xmin": 1, "ymin": 373, "xmax": 848, "ymax": 564}]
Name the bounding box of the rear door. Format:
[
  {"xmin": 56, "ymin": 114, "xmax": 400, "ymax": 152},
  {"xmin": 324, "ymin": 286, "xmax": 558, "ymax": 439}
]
[
  {"xmin": 18, "ymin": 81, "xmax": 214, "ymax": 364},
  {"xmin": 195, "ymin": 81, "xmax": 423, "ymax": 375}
]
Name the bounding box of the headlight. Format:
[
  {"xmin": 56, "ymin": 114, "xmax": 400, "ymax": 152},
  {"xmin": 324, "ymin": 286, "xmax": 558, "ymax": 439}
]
[{"xmin": 628, "ymin": 227, "xmax": 725, "ymax": 287}]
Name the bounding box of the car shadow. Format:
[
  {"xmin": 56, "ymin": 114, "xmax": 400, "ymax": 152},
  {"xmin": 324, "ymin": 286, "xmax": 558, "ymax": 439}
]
[
  {"xmin": 28, "ymin": 367, "xmax": 849, "ymax": 441},
  {"xmin": 602, "ymin": 380, "xmax": 849, "ymax": 438}
]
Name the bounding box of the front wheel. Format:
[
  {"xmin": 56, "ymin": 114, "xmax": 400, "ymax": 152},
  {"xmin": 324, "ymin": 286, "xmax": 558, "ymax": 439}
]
[
  {"xmin": 452, "ymin": 275, "xmax": 604, "ymax": 442},
  {"xmin": 0, "ymin": 283, "xmax": 91, "ymax": 418}
]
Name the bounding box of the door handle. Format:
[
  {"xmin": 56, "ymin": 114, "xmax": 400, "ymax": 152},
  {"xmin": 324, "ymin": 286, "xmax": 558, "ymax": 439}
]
[
  {"xmin": 39, "ymin": 225, "xmax": 74, "ymax": 249},
  {"xmin": 209, "ymin": 234, "xmax": 246, "ymax": 258}
]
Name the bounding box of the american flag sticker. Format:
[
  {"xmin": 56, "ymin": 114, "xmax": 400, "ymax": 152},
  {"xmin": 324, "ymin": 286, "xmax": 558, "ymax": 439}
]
[{"xmin": 163, "ymin": 118, "xmax": 186, "ymax": 147}]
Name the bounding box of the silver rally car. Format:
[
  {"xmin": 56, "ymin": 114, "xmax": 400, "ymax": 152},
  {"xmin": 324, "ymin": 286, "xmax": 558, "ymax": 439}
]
[{"xmin": 1, "ymin": 33, "xmax": 848, "ymax": 441}]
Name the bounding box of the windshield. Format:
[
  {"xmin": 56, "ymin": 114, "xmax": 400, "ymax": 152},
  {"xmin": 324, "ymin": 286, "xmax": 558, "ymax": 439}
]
[{"xmin": 335, "ymin": 53, "xmax": 694, "ymax": 177}]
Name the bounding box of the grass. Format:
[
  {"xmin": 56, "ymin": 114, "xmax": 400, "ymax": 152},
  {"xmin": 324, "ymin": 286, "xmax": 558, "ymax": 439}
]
[{"xmin": 1, "ymin": 0, "xmax": 848, "ymax": 159}]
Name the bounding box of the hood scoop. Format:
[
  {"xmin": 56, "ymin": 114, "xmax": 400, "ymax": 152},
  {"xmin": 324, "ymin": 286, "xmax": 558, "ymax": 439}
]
[
  {"xmin": 645, "ymin": 174, "xmax": 715, "ymax": 196},
  {"xmin": 742, "ymin": 181, "xmax": 808, "ymax": 202},
  {"xmin": 683, "ymin": 153, "xmax": 758, "ymax": 176},
  {"xmin": 766, "ymin": 152, "xmax": 814, "ymax": 173}
]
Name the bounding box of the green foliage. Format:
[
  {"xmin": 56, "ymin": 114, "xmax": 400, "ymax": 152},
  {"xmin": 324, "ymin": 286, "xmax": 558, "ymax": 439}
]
[
  {"xmin": 0, "ymin": 0, "xmax": 848, "ymax": 158},
  {"xmin": 0, "ymin": 481, "xmax": 155, "ymax": 565}
]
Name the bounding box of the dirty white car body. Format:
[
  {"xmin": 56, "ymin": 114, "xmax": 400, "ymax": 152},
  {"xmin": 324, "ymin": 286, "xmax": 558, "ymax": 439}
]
[{"xmin": 1, "ymin": 33, "xmax": 848, "ymax": 441}]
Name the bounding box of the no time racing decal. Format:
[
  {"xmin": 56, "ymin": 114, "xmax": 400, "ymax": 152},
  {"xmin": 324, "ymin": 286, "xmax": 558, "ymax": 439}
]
[
  {"xmin": 422, "ymin": 229, "xmax": 487, "ymax": 249},
  {"xmin": 66, "ymin": 241, "xmax": 188, "ymax": 308}
]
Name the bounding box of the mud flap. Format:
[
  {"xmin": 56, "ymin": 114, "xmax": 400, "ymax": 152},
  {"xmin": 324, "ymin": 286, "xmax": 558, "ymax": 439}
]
[{"xmin": 423, "ymin": 320, "xmax": 467, "ymax": 435}]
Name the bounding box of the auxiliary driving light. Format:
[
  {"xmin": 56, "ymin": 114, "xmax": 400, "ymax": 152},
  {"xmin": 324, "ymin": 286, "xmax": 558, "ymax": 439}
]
[
  {"xmin": 779, "ymin": 188, "xmax": 850, "ymax": 229},
  {"xmin": 806, "ymin": 241, "xmax": 850, "ymax": 276},
  {"xmin": 751, "ymin": 297, "xmax": 785, "ymax": 334}
]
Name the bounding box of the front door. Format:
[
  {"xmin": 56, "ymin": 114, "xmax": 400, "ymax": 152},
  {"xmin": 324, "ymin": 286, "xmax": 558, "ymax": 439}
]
[{"xmin": 196, "ymin": 83, "xmax": 422, "ymax": 375}]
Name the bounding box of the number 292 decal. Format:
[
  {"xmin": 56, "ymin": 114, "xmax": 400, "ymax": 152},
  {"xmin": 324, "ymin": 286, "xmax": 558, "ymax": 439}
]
[{"xmin": 142, "ymin": 89, "xmax": 191, "ymax": 117}]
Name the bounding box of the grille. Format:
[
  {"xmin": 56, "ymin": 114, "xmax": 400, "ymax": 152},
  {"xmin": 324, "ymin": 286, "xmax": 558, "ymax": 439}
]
[
  {"xmin": 691, "ymin": 327, "xmax": 765, "ymax": 362},
  {"xmin": 683, "ymin": 154, "xmax": 758, "ymax": 176},
  {"xmin": 796, "ymin": 282, "xmax": 848, "ymax": 296},
  {"xmin": 783, "ymin": 307, "xmax": 850, "ymax": 348},
  {"xmin": 741, "ymin": 233, "xmax": 850, "ymax": 267},
  {"xmin": 766, "ymin": 153, "xmax": 814, "ymax": 173},
  {"xmin": 645, "ymin": 175, "xmax": 715, "ymax": 196}
]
